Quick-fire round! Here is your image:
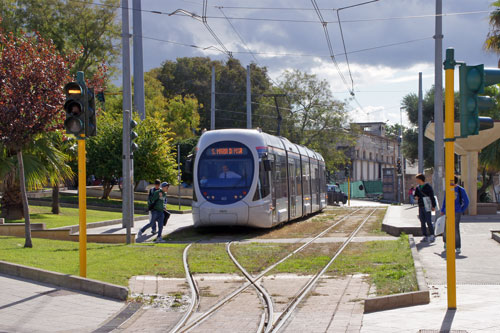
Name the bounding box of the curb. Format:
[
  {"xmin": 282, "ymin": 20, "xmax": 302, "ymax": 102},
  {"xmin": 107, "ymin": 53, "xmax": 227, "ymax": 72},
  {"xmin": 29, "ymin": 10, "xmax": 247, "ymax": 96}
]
[
  {"xmin": 51, "ymin": 215, "xmax": 149, "ymax": 233},
  {"xmin": 0, "ymin": 260, "xmax": 128, "ymax": 301},
  {"xmin": 363, "ymin": 235, "xmax": 429, "ymax": 313},
  {"xmin": 491, "ymin": 230, "xmax": 500, "ymax": 244}
]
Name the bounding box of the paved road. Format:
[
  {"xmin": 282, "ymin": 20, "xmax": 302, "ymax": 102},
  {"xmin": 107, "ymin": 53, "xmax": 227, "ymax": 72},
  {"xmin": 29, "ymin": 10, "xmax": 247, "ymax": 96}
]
[{"xmin": 0, "ymin": 273, "xmax": 123, "ymax": 333}]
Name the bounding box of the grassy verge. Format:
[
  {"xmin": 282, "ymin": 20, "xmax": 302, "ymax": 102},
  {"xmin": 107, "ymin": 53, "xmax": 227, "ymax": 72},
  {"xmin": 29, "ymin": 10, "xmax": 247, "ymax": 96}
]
[
  {"xmin": 359, "ymin": 207, "xmax": 388, "ymax": 236},
  {"xmin": 5, "ymin": 205, "xmax": 125, "ymax": 229},
  {"xmin": 54, "ymin": 193, "xmax": 191, "ymax": 211},
  {"xmin": 0, "ymin": 236, "xmax": 185, "ymax": 286},
  {"xmin": 326, "ymin": 234, "xmax": 417, "ymax": 295}
]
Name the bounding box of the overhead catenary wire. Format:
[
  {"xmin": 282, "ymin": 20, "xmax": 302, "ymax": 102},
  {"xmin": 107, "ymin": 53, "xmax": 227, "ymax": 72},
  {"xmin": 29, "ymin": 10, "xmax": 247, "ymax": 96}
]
[{"xmin": 68, "ymin": 1, "xmax": 497, "ymax": 24}]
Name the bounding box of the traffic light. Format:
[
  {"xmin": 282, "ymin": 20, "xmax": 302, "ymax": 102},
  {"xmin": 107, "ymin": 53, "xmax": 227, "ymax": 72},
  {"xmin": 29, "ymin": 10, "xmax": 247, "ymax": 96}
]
[
  {"xmin": 344, "ymin": 166, "xmax": 350, "ymax": 178},
  {"xmin": 130, "ymin": 119, "xmax": 138, "ymax": 152},
  {"xmin": 85, "ymin": 88, "xmax": 97, "ymax": 137},
  {"xmin": 458, "ymin": 64, "xmax": 498, "ymax": 137},
  {"xmin": 63, "ymin": 82, "xmax": 86, "ymax": 136},
  {"xmin": 396, "ymin": 158, "xmax": 402, "ymax": 174}
]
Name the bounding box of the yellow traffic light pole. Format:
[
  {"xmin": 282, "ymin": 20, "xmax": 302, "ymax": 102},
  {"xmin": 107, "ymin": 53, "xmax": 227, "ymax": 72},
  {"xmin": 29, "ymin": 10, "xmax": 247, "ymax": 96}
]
[
  {"xmin": 78, "ymin": 135, "xmax": 87, "ymax": 277},
  {"xmin": 444, "ymin": 48, "xmax": 457, "ymax": 309},
  {"xmin": 348, "ymin": 176, "xmax": 351, "ymax": 207}
]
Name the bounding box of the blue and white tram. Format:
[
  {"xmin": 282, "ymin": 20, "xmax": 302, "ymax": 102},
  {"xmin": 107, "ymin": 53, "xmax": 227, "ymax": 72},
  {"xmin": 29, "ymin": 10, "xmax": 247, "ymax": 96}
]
[{"xmin": 192, "ymin": 129, "xmax": 327, "ymax": 228}]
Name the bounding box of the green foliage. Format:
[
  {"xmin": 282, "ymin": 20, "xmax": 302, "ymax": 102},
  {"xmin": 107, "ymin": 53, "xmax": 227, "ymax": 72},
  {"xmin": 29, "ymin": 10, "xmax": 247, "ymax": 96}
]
[
  {"xmin": 86, "ymin": 110, "xmax": 178, "ymax": 188},
  {"xmin": 485, "ymin": 1, "xmax": 500, "ymax": 54},
  {"xmin": 157, "ymin": 57, "xmax": 271, "ymax": 130},
  {"xmin": 133, "ymin": 113, "xmax": 178, "ymax": 185},
  {"xmin": 174, "ymin": 137, "xmax": 199, "ymax": 184},
  {"xmin": 2, "ymin": 0, "xmax": 120, "ymax": 77},
  {"xmin": 400, "ymin": 86, "xmax": 459, "ymax": 168},
  {"xmin": 275, "ymin": 69, "xmax": 355, "ymax": 170}
]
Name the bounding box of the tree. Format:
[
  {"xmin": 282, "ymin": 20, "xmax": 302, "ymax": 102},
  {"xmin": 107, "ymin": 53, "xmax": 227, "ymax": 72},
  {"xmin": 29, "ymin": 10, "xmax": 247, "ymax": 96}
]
[
  {"xmin": 275, "ymin": 69, "xmax": 354, "ymax": 170},
  {"xmin": 485, "ymin": 0, "xmax": 500, "ymax": 64},
  {"xmin": 400, "ymin": 86, "xmax": 459, "ymax": 168},
  {"xmin": 0, "ymin": 30, "xmax": 73, "ymax": 247},
  {"xmin": 144, "ymin": 70, "xmax": 200, "ymax": 139},
  {"xmin": 1, "ymin": 0, "xmax": 120, "ymax": 77},
  {"xmin": 157, "ymin": 57, "xmax": 271, "ymax": 130},
  {"xmin": 86, "ymin": 111, "xmax": 178, "ymax": 199}
]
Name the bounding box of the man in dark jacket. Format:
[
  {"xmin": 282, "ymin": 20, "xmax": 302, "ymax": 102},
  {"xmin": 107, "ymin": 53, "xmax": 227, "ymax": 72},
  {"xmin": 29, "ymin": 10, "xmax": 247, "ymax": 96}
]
[
  {"xmin": 414, "ymin": 173, "xmax": 437, "ymax": 242},
  {"xmin": 441, "ymin": 176, "xmax": 469, "ymax": 254}
]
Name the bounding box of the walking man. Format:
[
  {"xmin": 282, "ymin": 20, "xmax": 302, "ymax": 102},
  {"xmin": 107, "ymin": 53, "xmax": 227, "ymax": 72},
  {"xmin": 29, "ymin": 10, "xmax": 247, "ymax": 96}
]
[
  {"xmin": 144, "ymin": 179, "xmax": 161, "ymax": 235},
  {"xmin": 441, "ymin": 176, "xmax": 469, "ymax": 254},
  {"xmin": 138, "ymin": 181, "xmax": 169, "ymax": 242},
  {"xmin": 414, "ymin": 173, "xmax": 437, "ymax": 242}
]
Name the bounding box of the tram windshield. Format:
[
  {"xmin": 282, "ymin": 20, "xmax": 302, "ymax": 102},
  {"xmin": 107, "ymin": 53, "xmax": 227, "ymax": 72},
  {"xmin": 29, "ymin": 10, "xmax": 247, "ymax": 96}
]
[{"xmin": 198, "ymin": 141, "xmax": 254, "ymax": 190}]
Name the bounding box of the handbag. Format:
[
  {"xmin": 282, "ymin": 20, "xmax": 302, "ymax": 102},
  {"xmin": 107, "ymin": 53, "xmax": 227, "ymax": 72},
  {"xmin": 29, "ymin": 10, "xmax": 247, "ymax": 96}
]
[
  {"xmin": 423, "ymin": 196, "xmax": 432, "ymax": 212},
  {"xmin": 434, "ymin": 215, "xmax": 445, "ymax": 236},
  {"xmin": 163, "ymin": 209, "xmax": 171, "ymax": 226}
]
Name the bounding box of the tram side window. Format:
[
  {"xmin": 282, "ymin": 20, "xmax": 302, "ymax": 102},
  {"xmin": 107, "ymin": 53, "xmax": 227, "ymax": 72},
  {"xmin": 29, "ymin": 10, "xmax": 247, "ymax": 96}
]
[
  {"xmin": 253, "ymin": 158, "xmax": 271, "ymax": 201},
  {"xmin": 303, "ymin": 158, "xmax": 310, "ymax": 195},
  {"xmin": 313, "ymin": 164, "xmax": 319, "ymax": 193},
  {"xmin": 278, "ymin": 153, "xmax": 287, "ymax": 198},
  {"xmin": 295, "ymin": 158, "xmax": 302, "ymax": 196}
]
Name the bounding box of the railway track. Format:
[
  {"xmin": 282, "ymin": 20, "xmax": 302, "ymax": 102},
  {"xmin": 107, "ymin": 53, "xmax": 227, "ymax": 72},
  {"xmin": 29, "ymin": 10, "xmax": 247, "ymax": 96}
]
[{"xmin": 170, "ymin": 207, "xmax": 373, "ymax": 333}]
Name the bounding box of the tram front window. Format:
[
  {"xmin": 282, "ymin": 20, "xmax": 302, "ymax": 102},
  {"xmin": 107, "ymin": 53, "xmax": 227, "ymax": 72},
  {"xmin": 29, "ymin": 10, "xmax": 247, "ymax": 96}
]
[{"xmin": 198, "ymin": 141, "xmax": 254, "ymax": 204}]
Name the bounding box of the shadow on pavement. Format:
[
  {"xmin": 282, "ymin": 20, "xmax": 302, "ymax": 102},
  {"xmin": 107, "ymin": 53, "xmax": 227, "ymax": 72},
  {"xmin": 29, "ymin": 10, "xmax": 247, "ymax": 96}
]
[
  {"xmin": 440, "ymin": 309, "xmax": 456, "ymax": 332},
  {"xmin": 434, "ymin": 250, "xmax": 468, "ymax": 260},
  {"xmin": 404, "ymin": 206, "xmax": 418, "ymax": 210}
]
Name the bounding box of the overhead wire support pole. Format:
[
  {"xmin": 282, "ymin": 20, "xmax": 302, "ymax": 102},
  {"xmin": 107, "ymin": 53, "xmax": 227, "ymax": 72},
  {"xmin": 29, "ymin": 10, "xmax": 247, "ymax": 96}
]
[
  {"xmin": 418, "ymin": 72, "xmax": 424, "ymax": 173},
  {"xmin": 443, "ymin": 48, "xmax": 457, "ymax": 310},
  {"xmin": 211, "ymin": 65, "xmax": 215, "ymax": 130},
  {"xmin": 246, "ymin": 65, "xmax": 251, "ymax": 129},
  {"xmin": 133, "ymin": 0, "xmax": 145, "ymax": 120},
  {"xmin": 434, "ymin": 0, "xmax": 445, "ymax": 203}
]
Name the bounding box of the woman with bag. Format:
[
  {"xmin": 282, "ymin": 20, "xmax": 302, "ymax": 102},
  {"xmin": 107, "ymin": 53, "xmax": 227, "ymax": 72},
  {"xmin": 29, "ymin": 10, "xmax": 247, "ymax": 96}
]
[
  {"xmin": 440, "ymin": 176, "xmax": 469, "ymax": 254},
  {"xmin": 414, "ymin": 173, "xmax": 437, "ymax": 242}
]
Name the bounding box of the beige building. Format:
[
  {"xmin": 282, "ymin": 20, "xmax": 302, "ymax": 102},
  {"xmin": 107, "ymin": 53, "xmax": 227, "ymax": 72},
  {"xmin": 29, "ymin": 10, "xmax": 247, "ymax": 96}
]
[{"xmin": 349, "ymin": 122, "xmax": 398, "ymax": 182}]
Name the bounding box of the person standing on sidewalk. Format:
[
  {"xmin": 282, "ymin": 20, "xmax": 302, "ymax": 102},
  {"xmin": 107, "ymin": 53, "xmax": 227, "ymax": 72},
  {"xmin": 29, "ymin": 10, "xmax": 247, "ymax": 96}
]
[
  {"xmin": 441, "ymin": 176, "xmax": 469, "ymax": 254},
  {"xmin": 409, "ymin": 186, "xmax": 416, "ymax": 206},
  {"xmin": 414, "ymin": 173, "xmax": 437, "ymax": 242},
  {"xmin": 145, "ymin": 179, "xmax": 161, "ymax": 235}
]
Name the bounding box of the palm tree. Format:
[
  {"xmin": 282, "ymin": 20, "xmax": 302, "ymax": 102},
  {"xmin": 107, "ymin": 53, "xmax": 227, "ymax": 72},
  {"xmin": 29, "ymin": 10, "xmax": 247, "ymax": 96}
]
[
  {"xmin": 0, "ymin": 133, "xmax": 74, "ymax": 220},
  {"xmin": 485, "ymin": 1, "xmax": 500, "ymax": 66}
]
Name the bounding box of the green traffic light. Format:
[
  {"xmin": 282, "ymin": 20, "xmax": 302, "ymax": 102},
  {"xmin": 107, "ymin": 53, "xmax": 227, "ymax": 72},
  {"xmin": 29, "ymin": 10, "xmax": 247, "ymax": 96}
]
[{"xmin": 466, "ymin": 67, "xmax": 482, "ymax": 92}]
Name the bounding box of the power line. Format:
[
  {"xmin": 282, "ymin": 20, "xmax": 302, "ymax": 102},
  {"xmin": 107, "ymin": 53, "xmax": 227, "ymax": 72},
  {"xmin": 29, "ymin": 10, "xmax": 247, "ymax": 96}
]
[
  {"xmin": 311, "ymin": 0, "xmax": 351, "ymax": 96},
  {"xmin": 68, "ymin": 2, "xmax": 496, "ymax": 24},
  {"xmin": 201, "ymin": 0, "xmax": 232, "ymax": 57}
]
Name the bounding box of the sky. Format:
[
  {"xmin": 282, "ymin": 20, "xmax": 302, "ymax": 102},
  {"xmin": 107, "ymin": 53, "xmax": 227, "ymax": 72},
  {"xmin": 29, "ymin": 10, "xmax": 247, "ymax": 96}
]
[{"xmin": 125, "ymin": 0, "xmax": 499, "ymax": 127}]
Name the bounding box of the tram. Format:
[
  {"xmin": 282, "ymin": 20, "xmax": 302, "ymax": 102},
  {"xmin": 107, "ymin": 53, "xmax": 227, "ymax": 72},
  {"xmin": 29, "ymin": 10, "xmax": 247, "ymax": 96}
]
[{"xmin": 192, "ymin": 129, "xmax": 327, "ymax": 228}]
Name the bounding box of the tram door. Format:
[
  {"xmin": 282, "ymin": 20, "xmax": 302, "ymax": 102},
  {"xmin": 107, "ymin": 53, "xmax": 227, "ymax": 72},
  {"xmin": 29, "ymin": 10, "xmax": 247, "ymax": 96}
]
[
  {"xmin": 288, "ymin": 158, "xmax": 297, "ymax": 219},
  {"xmin": 269, "ymin": 154, "xmax": 277, "ymax": 224}
]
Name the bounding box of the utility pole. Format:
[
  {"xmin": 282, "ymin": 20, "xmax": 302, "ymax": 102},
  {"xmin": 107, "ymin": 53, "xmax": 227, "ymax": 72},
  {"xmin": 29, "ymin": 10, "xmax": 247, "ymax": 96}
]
[
  {"xmin": 434, "ymin": 0, "xmax": 444, "ymax": 202},
  {"xmin": 400, "ymin": 107, "xmax": 406, "ymax": 202},
  {"xmin": 211, "ymin": 65, "xmax": 215, "ymax": 130},
  {"xmin": 122, "ymin": 0, "xmax": 134, "ymax": 235},
  {"xmin": 418, "ymin": 72, "xmax": 424, "ymax": 173},
  {"xmin": 246, "ymin": 65, "xmax": 252, "ymax": 129},
  {"xmin": 132, "ymin": 0, "xmax": 145, "ymax": 120}
]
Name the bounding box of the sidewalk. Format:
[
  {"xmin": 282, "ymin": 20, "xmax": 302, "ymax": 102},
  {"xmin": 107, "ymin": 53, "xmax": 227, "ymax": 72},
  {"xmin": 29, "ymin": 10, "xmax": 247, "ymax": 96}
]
[
  {"xmin": 0, "ymin": 273, "xmax": 123, "ymax": 333},
  {"xmin": 362, "ymin": 204, "xmax": 500, "ymax": 332}
]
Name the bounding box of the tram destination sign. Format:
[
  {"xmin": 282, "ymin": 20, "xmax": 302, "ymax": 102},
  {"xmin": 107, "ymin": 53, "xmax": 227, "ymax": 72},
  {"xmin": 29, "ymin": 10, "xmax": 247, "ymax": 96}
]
[{"xmin": 209, "ymin": 147, "xmax": 247, "ymax": 156}]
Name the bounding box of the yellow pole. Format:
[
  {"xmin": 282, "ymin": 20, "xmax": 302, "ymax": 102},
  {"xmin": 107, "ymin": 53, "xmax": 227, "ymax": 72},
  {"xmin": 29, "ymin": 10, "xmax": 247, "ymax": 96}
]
[
  {"xmin": 444, "ymin": 48, "xmax": 456, "ymax": 309},
  {"xmin": 78, "ymin": 136, "xmax": 87, "ymax": 277},
  {"xmin": 348, "ymin": 176, "xmax": 351, "ymax": 206}
]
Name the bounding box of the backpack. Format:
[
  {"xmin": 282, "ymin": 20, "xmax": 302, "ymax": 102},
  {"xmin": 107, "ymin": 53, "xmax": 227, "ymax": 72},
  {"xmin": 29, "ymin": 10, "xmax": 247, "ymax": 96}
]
[{"xmin": 148, "ymin": 188, "xmax": 160, "ymax": 211}]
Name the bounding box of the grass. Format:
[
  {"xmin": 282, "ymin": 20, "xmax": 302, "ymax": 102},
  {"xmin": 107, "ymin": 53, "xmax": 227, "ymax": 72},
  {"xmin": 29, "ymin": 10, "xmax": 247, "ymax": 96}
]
[
  {"xmin": 54, "ymin": 193, "xmax": 191, "ymax": 211},
  {"xmin": 326, "ymin": 234, "xmax": 417, "ymax": 295},
  {"xmin": 0, "ymin": 236, "xmax": 186, "ymax": 286},
  {"xmin": 5, "ymin": 205, "xmax": 125, "ymax": 229},
  {"xmin": 359, "ymin": 207, "xmax": 388, "ymax": 236}
]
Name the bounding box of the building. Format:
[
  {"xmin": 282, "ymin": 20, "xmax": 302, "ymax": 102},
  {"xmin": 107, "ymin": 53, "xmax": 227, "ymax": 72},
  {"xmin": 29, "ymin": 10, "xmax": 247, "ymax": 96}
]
[{"xmin": 347, "ymin": 122, "xmax": 398, "ymax": 182}]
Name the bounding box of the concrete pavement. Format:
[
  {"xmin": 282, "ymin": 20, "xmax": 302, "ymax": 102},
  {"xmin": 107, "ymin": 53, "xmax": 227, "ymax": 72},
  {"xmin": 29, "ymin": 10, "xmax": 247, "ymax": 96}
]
[
  {"xmin": 0, "ymin": 273, "xmax": 124, "ymax": 333},
  {"xmin": 363, "ymin": 204, "xmax": 500, "ymax": 332}
]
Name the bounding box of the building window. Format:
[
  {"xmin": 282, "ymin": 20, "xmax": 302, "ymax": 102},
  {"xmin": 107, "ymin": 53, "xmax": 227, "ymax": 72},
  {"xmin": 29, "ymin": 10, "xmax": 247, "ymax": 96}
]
[
  {"xmin": 369, "ymin": 152, "xmax": 372, "ymax": 160},
  {"xmin": 363, "ymin": 151, "xmax": 366, "ymax": 159},
  {"xmin": 356, "ymin": 150, "xmax": 359, "ymax": 158}
]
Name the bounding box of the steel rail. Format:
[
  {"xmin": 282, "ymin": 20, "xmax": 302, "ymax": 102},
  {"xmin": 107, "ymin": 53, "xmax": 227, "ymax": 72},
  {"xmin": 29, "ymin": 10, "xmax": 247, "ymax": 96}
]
[
  {"xmin": 226, "ymin": 241, "xmax": 274, "ymax": 333},
  {"xmin": 270, "ymin": 208, "xmax": 378, "ymax": 332},
  {"xmin": 169, "ymin": 243, "xmax": 199, "ymax": 333},
  {"xmin": 180, "ymin": 207, "xmax": 364, "ymax": 332}
]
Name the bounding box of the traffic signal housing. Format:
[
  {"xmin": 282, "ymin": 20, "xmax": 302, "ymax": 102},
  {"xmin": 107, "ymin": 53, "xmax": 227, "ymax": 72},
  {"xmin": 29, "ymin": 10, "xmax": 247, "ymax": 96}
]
[
  {"xmin": 130, "ymin": 119, "xmax": 138, "ymax": 152},
  {"xmin": 459, "ymin": 64, "xmax": 498, "ymax": 137},
  {"xmin": 344, "ymin": 166, "xmax": 350, "ymax": 178},
  {"xmin": 85, "ymin": 88, "xmax": 97, "ymax": 137},
  {"xmin": 64, "ymin": 82, "xmax": 86, "ymax": 136},
  {"xmin": 396, "ymin": 158, "xmax": 402, "ymax": 174}
]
